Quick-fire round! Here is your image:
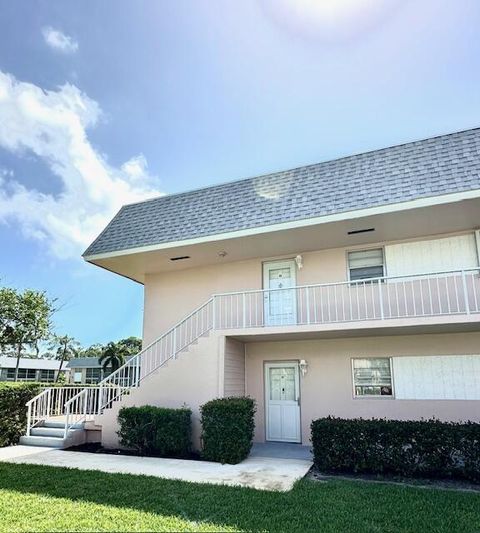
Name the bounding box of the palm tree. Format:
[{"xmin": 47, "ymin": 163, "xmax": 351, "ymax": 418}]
[
  {"xmin": 48, "ymin": 334, "xmax": 80, "ymax": 382},
  {"xmin": 98, "ymin": 342, "xmax": 129, "ymax": 376}
]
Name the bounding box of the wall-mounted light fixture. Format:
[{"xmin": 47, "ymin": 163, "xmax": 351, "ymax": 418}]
[
  {"xmin": 295, "ymin": 254, "xmax": 303, "ymax": 270},
  {"xmin": 299, "ymin": 359, "xmax": 308, "ymax": 377},
  {"xmin": 218, "ymin": 250, "xmax": 228, "ymax": 258}
]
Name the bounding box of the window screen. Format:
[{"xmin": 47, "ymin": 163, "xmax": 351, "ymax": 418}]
[
  {"xmin": 353, "ymin": 358, "xmax": 392, "ymax": 397},
  {"xmin": 85, "ymin": 368, "xmax": 101, "ymax": 384},
  {"xmin": 348, "ymin": 249, "xmax": 384, "ymax": 281},
  {"xmin": 39, "ymin": 369, "xmax": 56, "ymax": 382},
  {"xmin": 7, "ymin": 368, "xmax": 37, "ymax": 381}
]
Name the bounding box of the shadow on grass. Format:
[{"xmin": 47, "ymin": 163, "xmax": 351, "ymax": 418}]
[{"xmin": 0, "ymin": 462, "xmax": 480, "ymax": 532}]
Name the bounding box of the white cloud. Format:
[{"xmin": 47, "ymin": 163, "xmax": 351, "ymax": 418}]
[
  {"xmin": 42, "ymin": 27, "xmax": 79, "ymax": 54},
  {"xmin": 0, "ymin": 70, "xmax": 162, "ymax": 260}
]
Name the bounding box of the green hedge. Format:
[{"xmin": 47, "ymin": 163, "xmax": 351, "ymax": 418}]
[
  {"xmin": 117, "ymin": 405, "xmax": 192, "ymax": 458},
  {"xmin": 201, "ymin": 397, "xmax": 256, "ymax": 464},
  {"xmin": 311, "ymin": 416, "xmax": 480, "ymax": 482},
  {"xmin": 0, "ymin": 382, "xmax": 43, "ymax": 447}
]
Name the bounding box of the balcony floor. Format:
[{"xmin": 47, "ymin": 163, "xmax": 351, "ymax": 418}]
[{"xmin": 223, "ymin": 313, "xmax": 480, "ymax": 342}]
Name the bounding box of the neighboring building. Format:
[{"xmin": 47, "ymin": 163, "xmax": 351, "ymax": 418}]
[
  {"xmin": 0, "ymin": 356, "xmax": 67, "ymax": 382},
  {"xmin": 22, "ymin": 127, "xmax": 480, "ymax": 449},
  {"xmin": 66, "ymin": 358, "xmax": 105, "ymax": 384},
  {"xmin": 66, "ymin": 357, "xmax": 134, "ymax": 384}
]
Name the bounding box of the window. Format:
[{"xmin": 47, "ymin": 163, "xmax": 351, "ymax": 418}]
[
  {"xmin": 348, "ymin": 249, "xmax": 384, "ymax": 281},
  {"xmin": 39, "ymin": 369, "xmax": 56, "ymax": 382},
  {"xmin": 73, "ymin": 371, "xmax": 82, "ymax": 383},
  {"xmin": 352, "ymin": 358, "xmax": 393, "ymax": 397},
  {"xmin": 6, "ymin": 368, "xmax": 37, "ymax": 381},
  {"xmin": 85, "ymin": 368, "xmax": 101, "ymax": 384}
]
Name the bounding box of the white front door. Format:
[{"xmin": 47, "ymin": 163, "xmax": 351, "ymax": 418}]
[
  {"xmin": 263, "ymin": 260, "xmax": 297, "ymax": 326},
  {"xmin": 265, "ymin": 362, "xmax": 301, "ymax": 443}
]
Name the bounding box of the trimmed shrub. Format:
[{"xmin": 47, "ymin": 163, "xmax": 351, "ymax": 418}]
[
  {"xmin": 201, "ymin": 397, "xmax": 256, "ymax": 464},
  {"xmin": 0, "ymin": 382, "xmax": 43, "ymax": 447},
  {"xmin": 117, "ymin": 405, "xmax": 192, "ymax": 457},
  {"xmin": 311, "ymin": 416, "xmax": 480, "ymax": 482}
]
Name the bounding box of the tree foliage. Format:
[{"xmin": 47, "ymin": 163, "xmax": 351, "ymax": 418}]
[
  {"xmin": 0, "ymin": 288, "xmax": 56, "ymax": 380},
  {"xmin": 98, "ymin": 341, "xmax": 129, "ymax": 373},
  {"xmin": 48, "ymin": 334, "xmax": 80, "ymax": 381}
]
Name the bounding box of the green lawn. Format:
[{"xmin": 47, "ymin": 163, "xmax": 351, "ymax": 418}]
[{"xmin": 0, "ymin": 463, "xmax": 479, "ymax": 532}]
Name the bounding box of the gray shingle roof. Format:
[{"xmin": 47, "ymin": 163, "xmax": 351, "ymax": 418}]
[{"xmin": 84, "ymin": 128, "xmax": 480, "ymax": 257}]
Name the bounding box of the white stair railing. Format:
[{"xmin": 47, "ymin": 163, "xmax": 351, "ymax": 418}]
[
  {"xmin": 94, "ymin": 298, "xmax": 214, "ymax": 413},
  {"xmin": 25, "ymin": 386, "xmax": 94, "ymax": 436}
]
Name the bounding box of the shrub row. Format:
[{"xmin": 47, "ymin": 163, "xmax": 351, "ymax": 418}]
[
  {"xmin": 0, "ymin": 382, "xmax": 43, "ymax": 447},
  {"xmin": 118, "ymin": 396, "xmax": 256, "ymax": 464},
  {"xmin": 311, "ymin": 416, "xmax": 480, "ymax": 482}
]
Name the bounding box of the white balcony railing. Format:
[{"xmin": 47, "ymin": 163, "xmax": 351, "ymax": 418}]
[{"xmin": 212, "ymin": 268, "xmax": 480, "ymax": 329}]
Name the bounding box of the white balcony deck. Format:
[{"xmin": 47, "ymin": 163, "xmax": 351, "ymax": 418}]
[{"xmin": 212, "ymin": 268, "xmax": 480, "ymax": 339}]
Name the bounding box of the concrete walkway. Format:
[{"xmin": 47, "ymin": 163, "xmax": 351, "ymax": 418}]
[
  {"xmin": 251, "ymin": 442, "xmax": 312, "ymax": 461},
  {"xmin": 0, "ymin": 445, "xmax": 312, "ymax": 492}
]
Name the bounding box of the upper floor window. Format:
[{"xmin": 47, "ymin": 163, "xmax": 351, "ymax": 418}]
[
  {"xmin": 352, "ymin": 358, "xmax": 393, "ymax": 397},
  {"xmin": 348, "ymin": 248, "xmax": 384, "ymax": 281}
]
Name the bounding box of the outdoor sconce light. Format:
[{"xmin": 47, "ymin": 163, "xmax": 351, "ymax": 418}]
[
  {"xmin": 295, "ymin": 254, "xmax": 303, "ymax": 270},
  {"xmin": 299, "ymin": 359, "xmax": 308, "ymax": 377}
]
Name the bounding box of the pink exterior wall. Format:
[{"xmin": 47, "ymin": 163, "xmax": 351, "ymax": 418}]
[
  {"xmin": 97, "ymin": 333, "xmax": 225, "ymax": 450},
  {"xmin": 245, "ymin": 332, "xmax": 480, "ymax": 445}
]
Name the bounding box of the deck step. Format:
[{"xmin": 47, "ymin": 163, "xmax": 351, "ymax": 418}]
[
  {"xmin": 19, "ymin": 435, "xmax": 65, "ymax": 448},
  {"xmin": 30, "ymin": 427, "xmax": 65, "ymax": 438},
  {"xmin": 43, "ymin": 420, "xmax": 84, "ymax": 430}
]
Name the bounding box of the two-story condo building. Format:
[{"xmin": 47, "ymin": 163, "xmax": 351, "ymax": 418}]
[{"xmin": 20, "ymin": 127, "xmax": 480, "ymax": 449}]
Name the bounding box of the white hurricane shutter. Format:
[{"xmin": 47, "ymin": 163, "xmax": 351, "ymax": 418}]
[
  {"xmin": 385, "ymin": 234, "xmax": 478, "ymax": 277},
  {"xmin": 392, "ymin": 355, "xmax": 480, "ymax": 400}
]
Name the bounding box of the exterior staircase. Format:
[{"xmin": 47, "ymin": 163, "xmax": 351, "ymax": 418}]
[{"xmin": 22, "ymin": 298, "xmax": 215, "ymax": 447}]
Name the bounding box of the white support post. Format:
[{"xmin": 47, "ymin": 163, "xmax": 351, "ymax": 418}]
[
  {"xmin": 212, "ymin": 296, "xmax": 216, "ymax": 330},
  {"xmin": 378, "ymin": 279, "xmax": 384, "ymax": 319},
  {"xmin": 26, "ymin": 404, "xmax": 32, "ymax": 437},
  {"xmin": 173, "ymin": 328, "xmax": 177, "ymax": 359},
  {"xmin": 305, "ymin": 288, "xmax": 310, "ymax": 325},
  {"xmin": 242, "ymin": 293, "xmax": 246, "ymax": 328},
  {"xmin": 99, "ymin": 386, "xmax": 104, "ymax": 414},
  {"xmin": 462, "ymin": 270, "xmax": 470, "ymax": 314}
]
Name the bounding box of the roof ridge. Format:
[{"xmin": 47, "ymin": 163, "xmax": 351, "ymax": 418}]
[{"xmin": 120, "ymin": 125, "xmax": 480, "ymax": 209}]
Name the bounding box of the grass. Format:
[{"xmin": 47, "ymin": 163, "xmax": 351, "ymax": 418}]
[{"xmin": 0, "ymin": 463, "xmax": 480, "ymax": 532}]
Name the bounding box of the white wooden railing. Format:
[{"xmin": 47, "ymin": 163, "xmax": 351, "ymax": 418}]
[
  {"xmin": 212, "ymin": 268, "xmax": 480, "ymax": 329},
  {"xmin": 25, "ymin": 386, "xmax": 94, "ymax": 436},
  {"xmin": 25, "ymin": 268, "xmax": 480, "ymax": 439}
]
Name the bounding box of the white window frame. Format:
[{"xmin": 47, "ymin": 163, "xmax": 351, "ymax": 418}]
[
  {"xmin": 347, "ymin": 247, "xmax": 385, "ymax": 282},
  {"xmin": 351, "ymin": 357, "xmax": 395, "ymax": 399}
]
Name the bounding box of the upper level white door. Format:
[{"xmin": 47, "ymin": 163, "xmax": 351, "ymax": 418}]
[{"xmin": 263, "ymin": 260, "xmax": 297, "ymax": 326}]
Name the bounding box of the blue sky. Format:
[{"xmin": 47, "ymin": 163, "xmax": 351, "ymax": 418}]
[{"xmin": 0, "ymin": 0, "xmax": 479, "ymax": 347}]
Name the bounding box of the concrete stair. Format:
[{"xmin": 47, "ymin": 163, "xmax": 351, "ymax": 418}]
[{"xmin": 20, "ymin": 419, "xmax": 86, "ymax": 449}]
